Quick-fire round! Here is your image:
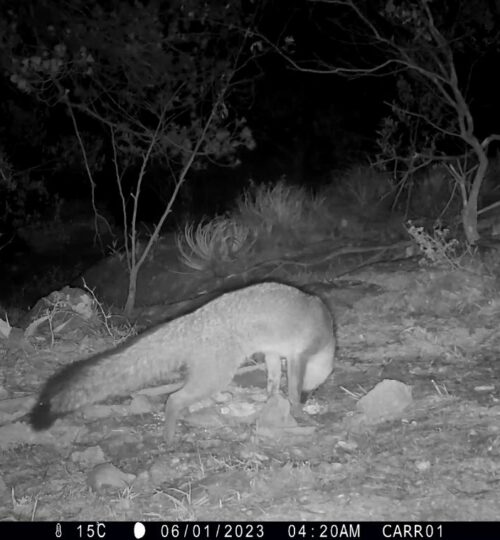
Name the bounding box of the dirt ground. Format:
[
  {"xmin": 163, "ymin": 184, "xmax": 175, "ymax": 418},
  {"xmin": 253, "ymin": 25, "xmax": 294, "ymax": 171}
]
[{"xmin": 1, "ymin": 265, "xmax": 499, "ymax": 522}]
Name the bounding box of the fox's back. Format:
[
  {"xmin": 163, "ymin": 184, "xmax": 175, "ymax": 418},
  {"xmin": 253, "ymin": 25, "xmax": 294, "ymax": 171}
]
[{"xmin": 178, "ymin": 282, "xmax": 334, "ymax": 370}]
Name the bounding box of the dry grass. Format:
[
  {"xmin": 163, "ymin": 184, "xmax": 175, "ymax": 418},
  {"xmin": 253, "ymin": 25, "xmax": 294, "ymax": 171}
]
[
  {"xmin": 176, "ymin": 216, "xmax": 255, "ymax": 273},
  {"xmin": 234, "ymin": 178, "xmax": 329, "ymax": 240},
  {"xmin": 236, "ymin": 180, "xmax": 306, "ymax": 232},
  {"xmin": 333, "ymin": 164, "xmax": 393, "ymax": 208}
]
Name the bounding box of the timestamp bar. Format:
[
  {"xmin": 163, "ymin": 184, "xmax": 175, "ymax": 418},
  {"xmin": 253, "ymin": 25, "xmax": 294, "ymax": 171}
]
[{"xmin": 0, "ymin": 521, "xmax": 498, "ymax": 539}]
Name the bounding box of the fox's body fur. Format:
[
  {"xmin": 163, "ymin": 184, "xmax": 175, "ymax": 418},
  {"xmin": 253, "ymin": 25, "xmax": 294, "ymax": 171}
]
[{"xmin": 30, "ymin": 282, "xmax": 336, "ymax": 443}]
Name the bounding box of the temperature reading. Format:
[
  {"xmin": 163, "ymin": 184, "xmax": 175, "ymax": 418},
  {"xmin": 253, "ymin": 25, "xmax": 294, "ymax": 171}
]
[{"xmin": 77, "ymin": 523, "xmax": 106, "ymax": 538}]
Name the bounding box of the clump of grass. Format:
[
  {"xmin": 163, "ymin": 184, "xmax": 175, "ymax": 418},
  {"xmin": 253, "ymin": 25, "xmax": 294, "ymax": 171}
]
[
  {"xmin": 334, "ymin": 164, "xmax": 393, "ymax": 208},
  {"xmin": 235, "ymin": 177, "xmax": 328, "ymax": 242},
  {"xmin": 175, "ymin": 175, "xmax": 348, "ymax": 275},
  {"xmin": 235, "ymin": 178, "xmax": 309, "ymax": 233},
  {"xmin": 176, "ymin": 216, "xmax": 255, "ymax": 273}
]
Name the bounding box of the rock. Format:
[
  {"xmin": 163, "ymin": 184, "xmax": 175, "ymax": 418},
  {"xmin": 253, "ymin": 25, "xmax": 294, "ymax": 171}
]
[
  {"xmin": 22, "ymin": 287, "xmax": 101, "ymax": 340},
  {"xmin": 71, "ymin": 446, "xmax": 107, "ymax": 467},
  {"xmin": 87, "ymin": 463, "xmax": 135, "ymax": 492},
  {"xmin": 356, "ymin": 379, "xmax": 413, "ymax": 422},
  {"xmin": 256, "ymin": 394, "xmax": 297, "ymax": 430}
]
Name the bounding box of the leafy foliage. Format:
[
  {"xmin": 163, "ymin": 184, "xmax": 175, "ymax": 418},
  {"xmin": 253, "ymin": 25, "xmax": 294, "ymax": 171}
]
[
  {"xmin": 0, "ymin": 148, "xmax": 49, "ymax": 229},
  {"xmin": 2, "ymin": 0, "xmax": 256, "ymax": 181},
  {"xmin": 374, "ymin": 0, "xmax": 500, "ymax": 169}
]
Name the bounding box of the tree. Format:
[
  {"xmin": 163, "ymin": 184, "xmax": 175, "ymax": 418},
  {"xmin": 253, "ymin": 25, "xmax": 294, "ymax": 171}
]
[
  {"xmin": 3, "ymin": 0, "xmax": 257, "ymax": 312},
  {"xmin": 265, "ymin": 0, "xmax": 500, "ymax": 243}
]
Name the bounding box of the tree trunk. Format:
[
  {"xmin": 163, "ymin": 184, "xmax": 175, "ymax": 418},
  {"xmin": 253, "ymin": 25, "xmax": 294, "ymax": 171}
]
[
  {"xmin": 124, "ymin": 265, "xmax": 138, "ymax": 316},
  {"xmin": 462, "ymin": 153, "xmax": 488, "ymax": 245},
  {"xmin": 462, "ymin": 197, "xmax": 479, "ymax": 244}
]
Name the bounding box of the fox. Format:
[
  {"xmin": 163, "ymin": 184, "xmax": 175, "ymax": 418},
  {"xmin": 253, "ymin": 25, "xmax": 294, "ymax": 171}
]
[{"xmin": 30, "ymin": 282, "xmax": 336, "ymax": 444}]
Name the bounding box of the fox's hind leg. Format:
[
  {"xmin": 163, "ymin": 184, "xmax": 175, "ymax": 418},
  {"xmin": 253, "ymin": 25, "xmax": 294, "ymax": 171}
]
[
  {"xmin": 163, "ymin": 354, "xmax": 236, "ymax": 444},
  {"xmin": 164, "ymin": 381, "xmax": 229, "ymax": 444}
]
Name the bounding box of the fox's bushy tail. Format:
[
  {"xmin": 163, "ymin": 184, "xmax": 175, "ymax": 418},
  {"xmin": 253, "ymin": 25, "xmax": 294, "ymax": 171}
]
[{"xmin": 30, "ymin": 333, "xmax": 181, "ymax": 430}]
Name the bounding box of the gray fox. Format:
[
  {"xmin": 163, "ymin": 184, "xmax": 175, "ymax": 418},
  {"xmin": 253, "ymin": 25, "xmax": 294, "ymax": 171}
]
[{"xmin": 30, "ymin": 282, "xmax": 336, "ymax": 444}]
